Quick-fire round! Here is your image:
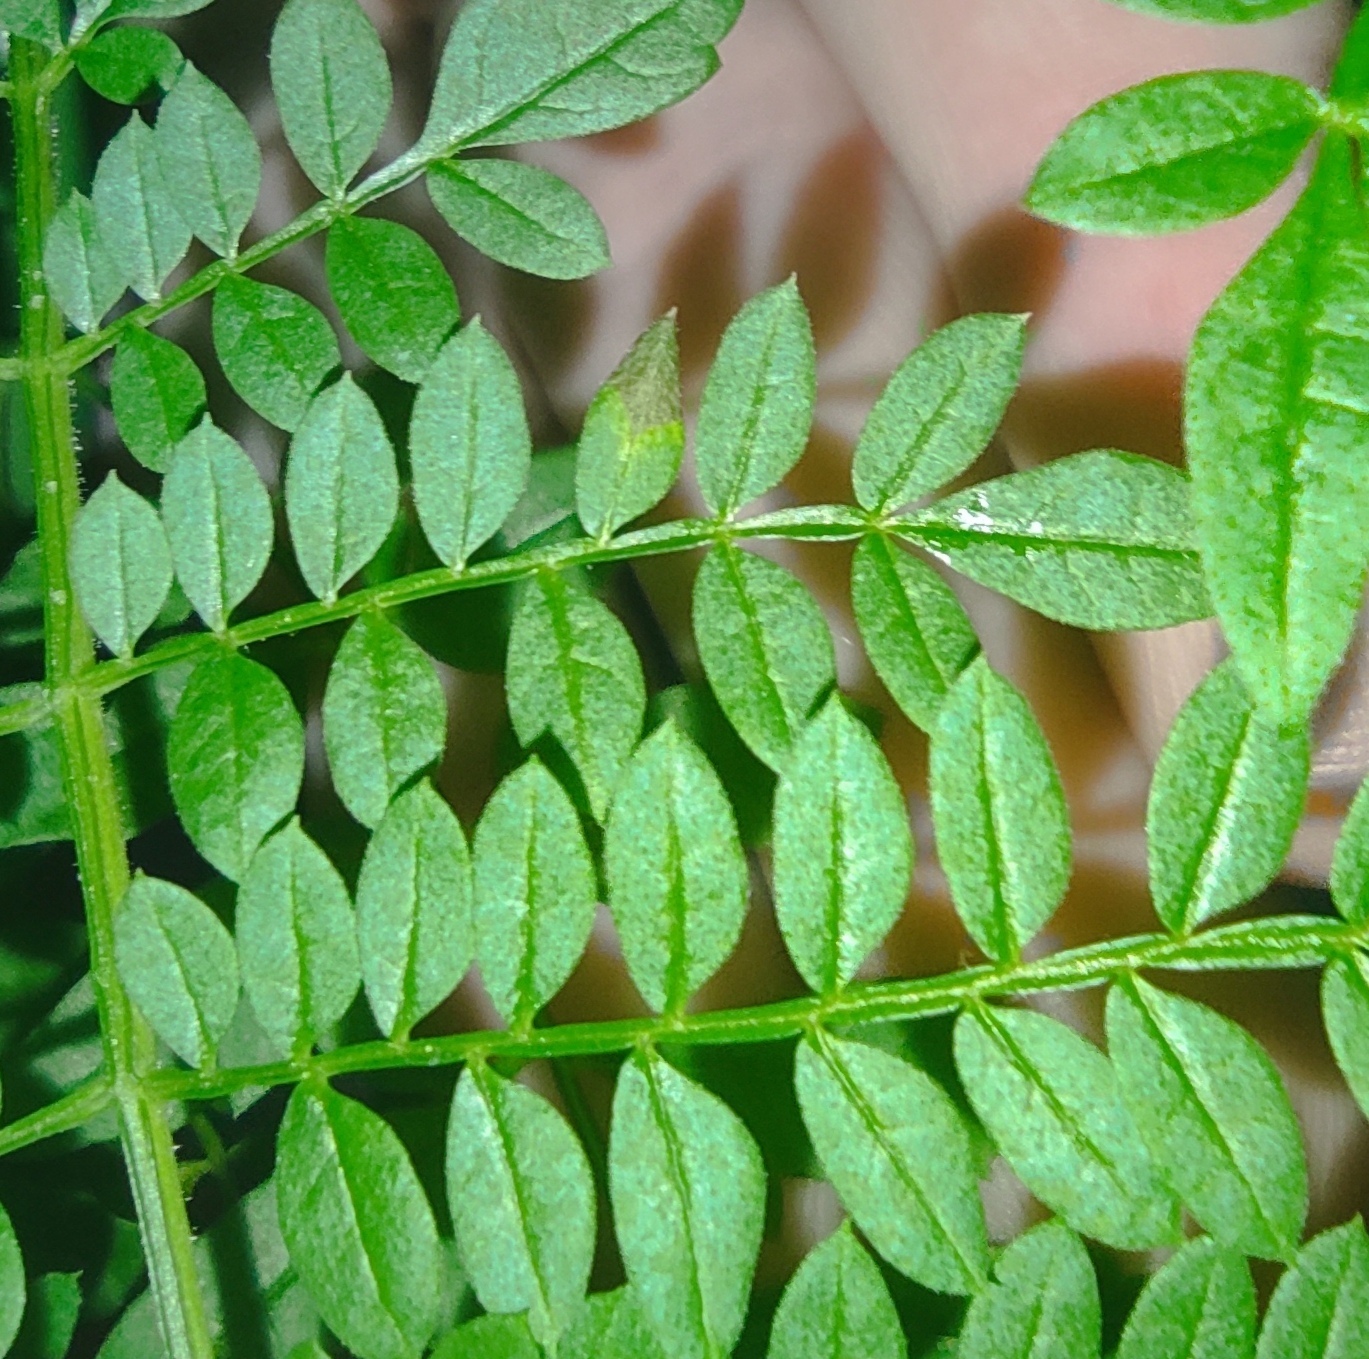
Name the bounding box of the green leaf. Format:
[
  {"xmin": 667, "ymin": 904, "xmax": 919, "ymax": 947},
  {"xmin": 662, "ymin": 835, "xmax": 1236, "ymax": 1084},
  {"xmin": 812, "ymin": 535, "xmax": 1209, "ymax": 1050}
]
[
  {"xmin": 43, "ymin": 191, "xmax": 128, "ymax": 334},
  {"xmin": 237, "ymin": 821, "xmax": 360, "ymax": 1057},
  {"xmin": 410, "ymin": 320, "xmax": 532, "ymax": 570},
  {"xmin": 277, "ymin": 1081, "xmax": 442, "ymax": 1359},
  {"xmin": 954, "ymin": 1006, "xmax": 1180, "ymax": 1251},
  {"xmin": 91, "ymin": 115, "xmax": 191, "ymax": 301},
  {"xmin": 851, "ymin": 535, "xmax": 980, "ymax": 733},
  {"xmin": 1107, "ymin": 977, "xmax": 1307, "ymax": 1260},
  {"xmin": 1332, "ymin": 780, "xmax": 1369, "ymax": 925},
  {"xmin": 110, "ymin": 326, "xmax": 207, "ymax": 473},
  {"xmin": 70, "ymin": 473, "xmax": 173, "ymax": 659},
  {"xmin": 270, "ymin": 0, "xmax": 392, "ymax": 198},
  {"xmin": 98, "ymin": 0, "xmax": 218, "ymax": 21},
  {"xmin": 604, "ymin": 721, "xmax": 748, "ymax": 1013},
  {"xmin": 472, "ymin": 759, "xmax": 596, "ymax": 1029},
  {"xmin": 767, "ymin": 1223, "xmax": 906, "ymax": 1359},
  {"xmin": 929, "ymin": 659, "xmax": 1071, "ymax": 962},
  {"xmin": 561, "ymin": 1289, "xmax": 669, "ymax": 1359},
  {"xmin": 794, "ymin": 1032, "xmax": 990, "ymax": 1296},
  {"xmin": 421, "ymin": 0, "xmax": 742, "ymax": 153},
  {"xmin": 692, "ymin": 544, "xmax": 835, "ymax": 771},
  {"xmin": 75, "ymin": 25, "xmax": 184, "ymax": 103},
  {"xmin": 15, "ymin": 1271, "xmax": 82, "ymax": 1359},
  {"xmin": 212, "ymin": 274, "xmax": 341, "ymax": 432},
  {"xmin": 956, "ymin": 1221, "xmax": 1100, "ymax": 1359},
  {"xmin": 1322, "ymin": 956, "xmax": 1369, "ymax": 1124},
  {"xmin": 0, "ymin": 1201, "xmax": 24, "ymax": 1358},
  {"xmin": 1257, "ymin": 1220, "xmax": 1369, "ymax": 1359},
  {"xmin": 431, "ymin": 1314, "xmax": 540, "ymax": 1359},
  {"xmin": 155, "ymin": 64, "xmax": 261, "ymax": 258},
  {"xmin": 113, "ymin": 873, "xmax": 239, "ymax": 1067},
  {"xmin": 506, "ymin": 572, "xmax": 645, "ymax": 821},
  {"xmin": 356, "ymin": 781, "xmax": 472, "ymax": 1039},
  {"xmin": 1147, "ymin": 661, "xmax": 1309, "ymax": 934},
  {"xmin": 322, "ymin": 612, "xmax": 446, "ymax": 829},
  {"xmin": 1027, "ymin": 72, "xmax": 1321, "ymax": 235},
  {"xmin": 285, "ymin": 375, "xmax": 399, "ymax": 603},
  {"xmin": 428, "ymin": 159, "xmax": 611, "ymax": 281},
  {"xmin": 694, "ymin": 278, "xmax": 816, "ymax": 518},
  {"xmin": 575, "ymin": 315, "xmax": 685, "ymax": 539},
  {"xmin": 853, "ymin": 313, "xmax": 1026, "ymax": 512},
  {"xmin": 1116, "ymin": 1237, "xmax": 1255, "ymax": 1359},
  {"xmin": 167, "ymin": 653, "xmax": 304, "ymax": 882},
  {"xmin": 161, "ymin": 420, "xmax": 274, "ymax": 632},
  {"xmin": 609, "ymin": 1049, "xmax": 765, "ymax": 1359},
  {"xmin": 1101, "ymin": 0, "xmax": 1321, "ymax": 21},
  {"xmin": 903, "ymin": 450, "xmax": 1209, "ymax": 630},
  {"xmin": 772, "ymin": 697, "xmax": 912, "ymax": 995},
  {"xmin": 447, "ymin": 1065, "xmax": 595, "ymax": 1347},
  {"xmin": 0, "ymin": 0, "xmax": 60, "ymax": 45},
  {"xmin": 1187, "ymin": 136, "xmax": 1369, "ymax": 725},
  {"xmin": 325, "ymin": 216, "xmax": 461, "ymax": 384}
]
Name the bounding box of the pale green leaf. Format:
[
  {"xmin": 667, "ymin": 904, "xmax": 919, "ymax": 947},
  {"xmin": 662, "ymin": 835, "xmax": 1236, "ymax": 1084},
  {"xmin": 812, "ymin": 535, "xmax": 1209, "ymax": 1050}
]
[
  {"xmin": 285, "ymin": 375, "xmax": 399, "ymax": 603},
  {"xmin": 692, "ymin": 544, "xmax": 835, "ymax": 771},
  {"xmin": 114, "ymin": 874, "xmax": 239, "ymax": 1068},
  {"xmin": 561, "ymin": 1288, "xmax": 669, "ymax": 1359},
  {"xmin": 795, "ymin": 1033, "xmax": 990, "ymax": 1296},
  {"xmin": 954, "ymin": 1006, "xmax": 1180, "ymax": 1251},
  {"xmin": 70, "ymin": 473, "xmax": 172, "ymax": 658},
  {"xmin": 410, "ymin": 320, "xmax": 532, "ymax": 570},
  {"xmin": 609, "ymin": 1049, "xmax": 765, "ymax": 1359},
  {"xmin": 903, "ymin": 450, "xmax": 1209, "ymax": 630},
  {"xmin": 326, "ymin": 216, "xmax": 461, "ymax": 384},
  {"xmin": 110, "ymin": 326, "xmax": 207, "ymax": 473},
  {"xmin": 322, "ymin": 612, "xmax": 446, "ymax": 829},
  {"xmin": 1187, "ymin": 136, "xmax": 1369, "ymax": 725},
  {"xmin": 0, "ymin": 1201, "xmax": 24, "ymax": 1358},
  {"xmin": 851, "ymin": 535, "xmax": 980, "ymax": 733},
  {"xmin": 75, "ymin": 25, "xmax": 184, "ymax": 103},
  {"xmin": 356, "ymin": 781, "xmax": 472, "ymax": 1040},
  {"xmin": 694, "ymin": 278, "xmax": 816, "ymax": 518},
  {"xmin": 1107, "ymin": 977, "xmax": 1308, "ymax": 1260},
  {"xmin": 167, "ymin": 652, "xmax": 304, "ymax": 883},
  {"xmin": 1322, "ymin": 956, "xmax": 1369, "ymax": 1124},
  {"xmin": 447, "ymin": 1065, "xmax": 595, "ymax": 1347},
  {"xmin": 472, "ymin": 759, "xmax": 596, "ymax": 1029},
  {"xmin": 1331, "ymin": 780, "xmax": 1369, "ymax": 925},
  {"xmin": 98, "ymin": 0, "xmax": 218, "ymax": 21},
  {"xmin": 1103, "ymin": 0, "xmax": 1321, "ymax": 21},
  {"xmin": 1147, "ymin": 661, "xmax": 1309, "ymax": 934},
  {"xmin": 44, "ymin": 191, "xmax": 128, "ymax": 334},
  {"xmin": 431, "ymin": 1314, "xmax": 540, "ymax": 1359},
  {"xmin": 1116, "ymin": 1237, "xmax": 1255, "ymax": 1359},
  {"xmin": 929, "ymin": 658, "xmax": 1071, "ymax": 962},
  {"xmin": 575, "ymin": 315, "xmax": 684, "ymax": 539},
  {"xmin": 212, "ymin": 274, "xmax": 341, "ymax": 432},
  {"xmin": 1260, "ymin": 1220, "xmax": 1369, "ymax": 1359},
  {"xmin": 237, "ymin": 821, "xmax": 360, "ymax": 1057},
  {"xmin": 277, "ymin": 1082, "xmax": 442, "ymax": 1359},
  {"xmin": 270, "ymin": 0, "xmax": 392, "ymax": 198},
  {"xmin": 0, "ymin": 0, "xmax": 60, "ymax": 45},
  {"xmin": 956, "ymin": 1221, "xmax": 1100, "ymax": 1359},
  {"xmin": 853, "ymin": 313, "xmax": 1026, "ymax": 512},
  {"xmin": 604, "ymin": 721, "xmax": 748, "ymax": 1013},
  {"xmin": 428, "ymin": 159, "xmax": 610, "ymax": 281}
]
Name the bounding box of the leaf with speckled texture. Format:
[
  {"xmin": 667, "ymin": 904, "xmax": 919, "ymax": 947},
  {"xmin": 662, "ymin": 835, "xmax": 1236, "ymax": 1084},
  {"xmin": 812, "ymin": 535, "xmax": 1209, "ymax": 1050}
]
[
  {"xmin": 1256, "ymin": 1220, "xmax": 1369, "ymax": 1359},
  {"xmin": 1115, "ymin": 1237, "xmax": 1255, "ymax": 1359},
  {"xmin": 110, "ymin": 326, "xmax": 207, "ymax": 473}
]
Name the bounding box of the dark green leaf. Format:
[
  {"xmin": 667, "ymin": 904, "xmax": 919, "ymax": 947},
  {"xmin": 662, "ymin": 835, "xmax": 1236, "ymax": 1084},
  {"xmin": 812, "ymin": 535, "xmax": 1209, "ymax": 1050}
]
[
  {"xmin": 15, "ymin": 1271, "xmax": 82, "ymax": 1359},
  {"xmin": 1116, "ymin": 1237, "xmax": 1255, "ymax": 1359},
  {"xmin": 285, "ymin": 375, "xmax": 399, "ymax": 603},
  {"xmin": 167, "ymin": 652, "xmax": 304, "ymax": 882},
  {"xmin": 44, "ymin": 191, "xmax": 127, "ymax": 334},
  {"xmin": 1256, "ymin": 1219, "xmax": 1369, "ymax": 1359},
  {"xmin": 447, "ymin": 1065, "xmax": 595, "ymax": 1347},
  {"xmin": 472, "ymin": 759, "xmax": 596, "ymax": 1030},
  {"xmin": 1187, "ymin": 136, "xmax": 1369, "ymax": 725},
  {"xmin": 1332, "ymin": 780, "xmax": 1369, "ymax": 925},
  {"xmin": 904, "ymin": 450, "xmax": 1209, "ymax": 630},
  {"xmin": 1147, "ymin": 661, "xmax": 1308, "ymax": 934},
  {"xmin": 692, "ymin": 544, "xmax": 835, "ymax": 771},
  {"xmin": 853, "ymin": 313, "xmax": 1026, "ymax": 512},
  {"xmin": 75, "ymin": 25, "xmax": 183, "ymax": 103},
  {"xmin": 70, "ymin": 473, "xmax": 172, "ymax": 658},
  {"xmin": 610, "ymin": 1049, "xmax": 765, "ymax": 1359},
  {"xmin": 277, "ymin": 1082, "xmax": 442, "ymax": 1359},
  {"xmin": 604, "ymin": 721, "xmax": 747, "ymax": 1013},
  {"xmin": 431, "ymin": 1314, "xmax": 540, "ymax": 1359},
  {"xmin": 322, "ymin": 612, "xmax": 446, "ymax": 828},
  {"xmin": 161, "ymin": 420, "xmax": 273, "ymax": 632},
  {"xmin": 1102, "ymin": 0, "xmax": 1321, "ymax": 21},
  {"xmin": 270, "ymin": 0, "xmax": 392, "ymax": 198},
  {"xmin": 237, "ymin": 821, "xmax": 359, "ymax": 1058},
  {"xmin": 1107, "ymin": 977, "xmax": 1307, "ymax": 1260},
  {"xmin": 1322, "ymin": 956, "xmax": 1369, "ymax": 1124},
  {"xmin": 326, "ymin": 216, "xmax": 461, "ymax": 383},
  {"xmin": 0, "ymin": 0, "xmax": 60, "ymax": 45},
  {"xmin": 212, "ymin": 274, "xmax": 341, "ymax": 432},
  {"xmin": 795, "ymin": 1032, "xmax": 990, "ymax": 1296},
  {"xmin": 110, "ymin": 326, "xmax": 207, "ymax": 473},
  {"xmin": 0, "ymin": 1201, "xmax": 24, "ymax": 1357},
  {"xmin": 929, "ymin": 658, "xmax": 1071, "ymax": 962},
  {"xmin": 410, "ymin": 320, "xmax": 532, "ymax": 570},
  {"xmin": 694, "ymin": 278, "xmax": 816, "ymax": 518},
  {"xmin": 428, "ymin": 159, "xmax": 610, "ymax": 281}
]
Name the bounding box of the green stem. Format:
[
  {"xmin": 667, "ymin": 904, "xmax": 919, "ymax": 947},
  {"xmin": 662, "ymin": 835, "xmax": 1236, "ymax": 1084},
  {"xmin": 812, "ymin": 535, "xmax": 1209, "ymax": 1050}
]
[
  {"xmin": 0, "ymin": 1076, "xmax": 115, "ymax": 1158},
  {"xmin": 11, "ymin": 39, "xmax": 214, "ymax": 1359}
]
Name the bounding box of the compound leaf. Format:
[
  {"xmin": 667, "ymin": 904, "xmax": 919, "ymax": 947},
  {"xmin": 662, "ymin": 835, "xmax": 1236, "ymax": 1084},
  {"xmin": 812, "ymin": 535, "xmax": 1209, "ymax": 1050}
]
[
  {"xmin": 1322, "ymin": 956, "xmax": 1369, "ymax": 1124},
  {"xmin": 1255, "ymin": 1220, "xmax": 1369, "ymax": 1359},
  {"xmin": 110, "ymin": 325, "xmax": 207, "ymax": 473},
  {"xmin": 1331, "ymin": 779, "xmax": 1369, "ymax": 925},
  {"xmin": 44, "ymin": 191, "xmax": 127, "ymax": 334},
  {"xmin": 0, "ymin": 1202, "xmax": 22, "ymax": 1358},
  {"xmin": 75, "ymin": 24, "xmax": 183, "ymax": 103},
  {"xmin": 1115, "ymin": 1237, "xmax": 1255, "ymax": 1359}
]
